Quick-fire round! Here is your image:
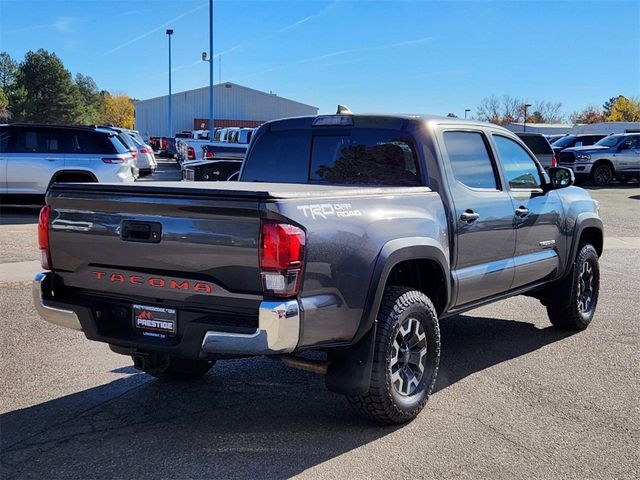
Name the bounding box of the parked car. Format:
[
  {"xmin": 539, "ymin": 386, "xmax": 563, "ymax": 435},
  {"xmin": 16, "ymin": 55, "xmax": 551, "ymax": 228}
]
[
  {"xmin": 149, "ymin": 137, "xmax": 161, "ymax": 152},
  {"xmin": 127, "ymin": 135, "xmax": 157, "ymax": 176},
  {"xmin": 558, "ymin": 133, "xmax": 640, "ymax": 185},
  {"xmin": 165, "ymin": 137, "xmax": 177, "ymax": 158},
  {"xmin": 0, "ymin": 123, "xmax": 135, "ymax": 202},
  {"xmin": 545, "ymin": 134, "xmax": 567, "ymax": 144},
  {"xmin": 102, "ymin": 129, "xmax": 140, "ymax": 178},
  {"xmin": 515, "ymin": 132, "xmax": 557, "ymax": 169},
  {"xmin": 34, "ymin": 112, "xmax": 603, "ymax": 425},
  {"xmin": 551, "ymin": 134, "xmax": 607, "ymax": 156}
]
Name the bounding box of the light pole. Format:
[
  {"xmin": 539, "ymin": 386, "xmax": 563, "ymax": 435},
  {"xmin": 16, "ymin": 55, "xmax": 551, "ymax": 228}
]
[
  {"xmin": 208, "ymin": 0, "xmax": 214, "ymax": 141},
  {"xmin": 523, "ymin": 103, "xmax": 531, "ymax": 132},
  {"xmin": 202, "ymin": 1, "xmax": 215, "ymax": 140},
  {"xmin": 166, "ymin": 29, "xmax": 174, "ymax": 138},
  {"xmin": 464, "ymin": 109, "xmax": 471, "ymax": 119}
]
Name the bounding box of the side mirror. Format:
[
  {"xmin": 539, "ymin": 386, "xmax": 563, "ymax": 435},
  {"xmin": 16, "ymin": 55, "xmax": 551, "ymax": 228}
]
[{"xmin": 547, "ymin": 167, "xmax": 574, "ymax": 190}]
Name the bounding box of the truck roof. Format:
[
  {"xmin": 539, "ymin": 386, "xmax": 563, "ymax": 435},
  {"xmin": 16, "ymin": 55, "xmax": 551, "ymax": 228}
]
[{"xmin": 262, "ymin": 113, "xmax": 512, "ymax": 133}]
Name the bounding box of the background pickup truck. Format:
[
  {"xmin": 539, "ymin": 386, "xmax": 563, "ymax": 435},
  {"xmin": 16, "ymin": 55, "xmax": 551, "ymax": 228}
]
[{"xmin": 34, "ymin": 113, "xmax": 603, "ymax": 424}]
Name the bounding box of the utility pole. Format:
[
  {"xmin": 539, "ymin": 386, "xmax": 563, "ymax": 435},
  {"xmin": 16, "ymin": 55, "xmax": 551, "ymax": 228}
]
[
  {"xmin": 219, "ymin": 55, "xmax": 221, "ymax": 84},
  {"xmin": 208, "ymin": 0, "xmax": 214, "ymax": 141},
  {"xmin": 464, "ymin": 109, "xmax": 471, "ymax": 119},
  {"xmin": 166, "ymin": 29, "xmax": 174, "ymax": 138}
]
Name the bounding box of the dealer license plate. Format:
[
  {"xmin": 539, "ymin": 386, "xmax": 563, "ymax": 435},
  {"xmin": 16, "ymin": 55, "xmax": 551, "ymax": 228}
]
[{"xmin": 133, "ymin": 304, "xmax": 177, "ymax": 337}]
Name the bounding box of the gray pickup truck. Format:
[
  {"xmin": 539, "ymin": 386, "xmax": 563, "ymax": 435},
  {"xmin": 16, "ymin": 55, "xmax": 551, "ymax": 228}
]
[{"xmin": 33, "ymin": 113, "xmax": 603, "ymax": 424}]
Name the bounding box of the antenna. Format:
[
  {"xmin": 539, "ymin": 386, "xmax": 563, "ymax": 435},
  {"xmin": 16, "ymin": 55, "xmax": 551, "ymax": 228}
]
[{"xmin": 336, "ymin": 105, "xmax": 352, "ymax": 114}]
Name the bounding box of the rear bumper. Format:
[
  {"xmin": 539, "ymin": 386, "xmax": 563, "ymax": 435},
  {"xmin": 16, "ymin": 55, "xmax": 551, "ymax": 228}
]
[
  {"xmin": 32, "ymin": 272, "xmax": 300, "ymax": 356},
  {"xmin": 32, "ymin": 272, "xmax": 83, "ymax": 331}
]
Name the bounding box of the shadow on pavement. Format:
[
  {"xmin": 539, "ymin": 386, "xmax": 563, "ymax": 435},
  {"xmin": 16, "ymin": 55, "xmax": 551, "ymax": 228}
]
[{"xmin": 0, "ymin": 314, "xmax": 572, "ymax": 479}]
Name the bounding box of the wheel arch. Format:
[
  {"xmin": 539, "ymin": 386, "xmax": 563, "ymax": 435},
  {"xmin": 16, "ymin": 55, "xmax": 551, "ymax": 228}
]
[
  {"xmin": 569, "ymin": 214, "xmax": 604, "ymax": 262},
  {"xmin": 353, "ymin": 237, "xmax": 450, "ymax": 345},
  {"xmin": 49, "ymin": 169, "xmax": 98, "ymax": 186}
]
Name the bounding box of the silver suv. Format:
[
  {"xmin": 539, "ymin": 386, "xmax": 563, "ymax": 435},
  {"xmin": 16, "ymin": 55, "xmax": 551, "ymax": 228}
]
[
  {"xmin": 0, "ymin": 124, "xmax": 135, "ymax": 198},
  {"xmin": 558, "ymin": 133, "xmax": 640, "ymax": 186}
]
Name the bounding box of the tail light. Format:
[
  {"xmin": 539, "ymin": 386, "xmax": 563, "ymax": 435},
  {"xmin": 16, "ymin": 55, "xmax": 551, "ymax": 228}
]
[
  {"xmin": 139, "ymin": 148, "xmax": 152, "ymax": 154},
  {"xmin": 161, "ymin": 138, "xmax": 167, "ymax": 149},
  {"xmin": 259, "ymin": 221, "xmax": 305, "ymax": 297},
  {"xmin": 551, "ymin": 154, "xmax": 558, "ymax": 168},
  {"xmin": 130, "ymin": 148, "xmax": 138, "ymax": 159},
  {"xmin": 204, "ymin": 149, "xmax": 214, "ymax": 159},
  {"xmin": 38, "ymin": 205, "xmax": 52, "ymax": 270},
  {"xmin": 102, "ymin": 157, "xmax": 127, "ymax": 163},
  {"xmin": 187, "ymin": 146, "xmax": 195, "ymax": 160}
]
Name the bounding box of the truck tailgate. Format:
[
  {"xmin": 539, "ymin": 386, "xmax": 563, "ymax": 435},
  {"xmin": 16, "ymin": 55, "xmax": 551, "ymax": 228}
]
[{"xmin": 47, "ymin": 184, "xmax": 263, "ymax": 307}]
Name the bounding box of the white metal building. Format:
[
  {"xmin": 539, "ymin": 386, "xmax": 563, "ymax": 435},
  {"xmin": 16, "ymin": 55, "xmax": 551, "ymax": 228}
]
[
  {"xmin": 134, "ymin": 82, "xmax": 318, "ymax": 137},
  {"xmin": 506, "ymin": 122, "xmax": 640, "ymax": 135}
]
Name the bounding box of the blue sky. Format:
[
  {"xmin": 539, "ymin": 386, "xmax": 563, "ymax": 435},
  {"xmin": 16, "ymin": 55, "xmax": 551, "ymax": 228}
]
[{"xmin": 1, "ymin": 0, "xmax": 638, "ymax": 117}]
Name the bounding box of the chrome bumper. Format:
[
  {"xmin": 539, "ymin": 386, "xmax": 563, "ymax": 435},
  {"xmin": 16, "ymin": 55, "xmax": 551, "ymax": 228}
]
[
  {"xmin": 200, "ymin": 300, "xmax": 300, "ymax": 355},
  {"xmin": 32, "ymin": 272, "xmax": 83, "ymax": 331}
]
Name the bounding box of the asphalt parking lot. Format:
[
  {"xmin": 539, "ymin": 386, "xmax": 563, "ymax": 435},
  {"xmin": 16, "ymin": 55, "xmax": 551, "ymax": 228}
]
[{"xmin": 0, "ymin": 172, "xmax": 638, "ymax": 479}]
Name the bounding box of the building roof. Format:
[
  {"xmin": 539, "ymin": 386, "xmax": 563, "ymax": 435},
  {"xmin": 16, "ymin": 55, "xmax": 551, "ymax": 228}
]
[{"xmin": 136, "ymin": 82, "xmax": 317, "ymax": 110}]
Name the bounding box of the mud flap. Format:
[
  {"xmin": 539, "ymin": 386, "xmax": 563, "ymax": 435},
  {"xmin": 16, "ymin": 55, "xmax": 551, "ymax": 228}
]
[{"xmin": 325, "ymin": 323, "xmax": 376, "ymax": 395}]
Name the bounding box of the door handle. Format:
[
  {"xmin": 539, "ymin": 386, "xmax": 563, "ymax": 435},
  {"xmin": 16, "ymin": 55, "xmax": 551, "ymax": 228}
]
[
  {"xmin": 460, "ymin": 210, "xmax": 480, "ymax": 222},
  {"xmin": 45, "ymin": 158, "xmax": 58, "ymax": 162},
  {"xmin": 515, "ymin": 207, "xmax": 530, "ymax": 218}
]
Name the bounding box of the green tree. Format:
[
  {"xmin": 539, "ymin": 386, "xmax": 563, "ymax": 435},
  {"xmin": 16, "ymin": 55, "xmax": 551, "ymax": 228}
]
[
  {"xmin": 0, "ymin": 88, "xmax": 11, "ymax": 122},
  {"xmin": 75, "ymin": 73, "xmax": 103, "ymax": 124},
  {"xmin": 602, "ymin": 95, "xmax": 624, "ymax": 117},
  {"xmin": 605, "ymin": 96, "xmax": 640, "ymax": 122},
  {"xmin": 11, "ymin": 49, "xmax": 83, "ymax": 123},
  {"xmin": 0, "ymin": 52, "xmax": 18, "ymax": 91}
]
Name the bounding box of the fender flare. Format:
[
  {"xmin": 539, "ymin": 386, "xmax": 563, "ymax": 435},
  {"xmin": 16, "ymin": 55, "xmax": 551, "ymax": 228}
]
[
  {"xmin": 568, "ymin": 213, "xmax": 603, "ymax": 265},
  {"xmin": 353, "ymin": 237, "xmax": 450, "ymax": 345}
]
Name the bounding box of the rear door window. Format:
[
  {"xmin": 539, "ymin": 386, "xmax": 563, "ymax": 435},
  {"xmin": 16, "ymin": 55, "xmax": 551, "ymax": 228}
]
[
  {"xmin": 442, "ymin": 131, "xmax": 499, "ymax": 190},
  {"xmin": 12, "ymin": 128, "xmax": 69, "ymax": 154}
]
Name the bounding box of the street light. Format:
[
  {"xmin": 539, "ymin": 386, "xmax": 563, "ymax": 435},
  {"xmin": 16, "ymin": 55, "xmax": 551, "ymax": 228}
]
[
  {"xmin": 166, "ymin": 29, "xmax": 173, "ymax": 138},
  {"xmin": 523, "ymin": 103, "xmax": 531, "ymax": 132},
  {"xmin": 464, "ymin": 109, "xmax": 471, "ymax": 119},
  {"xmin": 208, "ymin": 0, "xmax": 214, "ymax": 141}
]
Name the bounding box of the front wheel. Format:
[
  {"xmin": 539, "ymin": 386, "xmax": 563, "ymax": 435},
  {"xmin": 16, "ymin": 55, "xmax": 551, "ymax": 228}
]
[
  {"xmin": 348, "ymin": 286, "xmax": 440, "ymax": 424},
  {"xmin": 546, "ymin": 244, "xmax": 600, "ymax": 330},
  {"xmin": 590, "ymin": 163, "xmax": 613, "ymax": 186}
]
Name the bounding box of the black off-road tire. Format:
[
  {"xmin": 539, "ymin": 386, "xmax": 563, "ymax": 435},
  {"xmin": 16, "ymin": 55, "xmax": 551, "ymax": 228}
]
[
  {"xmin": 546, "ymin": 244, "xmax": 600, "ymax": 330},
  {"xmin": 142, "ymin": 357, "xmax": 215, "ymax": 381},
  {"xmin": 348, "ymin": 286, "xmax": 440, "ymax": 424},
  {"xmin": 590, "ymin": 162, "xmax": 613, "ymax": 186}
]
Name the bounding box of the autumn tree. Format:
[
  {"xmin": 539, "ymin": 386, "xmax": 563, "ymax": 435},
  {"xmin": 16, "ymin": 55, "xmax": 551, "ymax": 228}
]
[
  {"xmin": 570, "ymin": 105, "xmax": 605, "ymax": 124},
  {"xmin": 605, "ymin": 96, "xmax": 640, "ymax": 122},
  {"xmin": 602, "ymin": 96, "xmax": 624, "ymax": 117},
  {"xmin": 476, "ymin": 95, "xmax": 564, "ymax": 125},
  {"xmin": 102, "ymin": 92, "xmax": 135, "ymax": 129}
]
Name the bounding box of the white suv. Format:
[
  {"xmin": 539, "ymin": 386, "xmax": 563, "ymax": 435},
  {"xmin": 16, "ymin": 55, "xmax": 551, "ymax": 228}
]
[{"xmin": 0, "ymin": 124, "xmax": 135, "ymax": 199}]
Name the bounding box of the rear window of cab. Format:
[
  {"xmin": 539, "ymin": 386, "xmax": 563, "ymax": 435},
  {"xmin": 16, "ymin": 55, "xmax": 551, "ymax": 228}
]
[{"xmin": 241, "ymin": 128, "xmax": 422, "ymax": 186}]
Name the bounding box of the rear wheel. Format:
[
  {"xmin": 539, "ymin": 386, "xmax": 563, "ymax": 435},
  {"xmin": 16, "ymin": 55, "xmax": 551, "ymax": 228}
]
[
  {"xmin": 546, "ymin": 244, "xmax": 600, "ymax": 330},
  {"xmin": 590, "ymin": 163, "xmax": 613, "ymax": 186},
  {"xmin": 348, "ymin": 286, "xmax": 440, "ymax": 424}
]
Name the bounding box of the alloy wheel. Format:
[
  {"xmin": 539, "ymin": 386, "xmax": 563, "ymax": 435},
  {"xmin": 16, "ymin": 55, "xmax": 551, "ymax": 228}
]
[{"xmin": 389, "ymin": 317, "xmax": 428, "ymax": 396}]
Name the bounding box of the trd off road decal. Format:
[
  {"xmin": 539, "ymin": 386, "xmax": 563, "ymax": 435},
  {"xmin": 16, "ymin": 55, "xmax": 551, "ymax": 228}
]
[{"xmin": 297, "ymin": 203, "xmax": 362, "ymax": 220}]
